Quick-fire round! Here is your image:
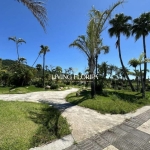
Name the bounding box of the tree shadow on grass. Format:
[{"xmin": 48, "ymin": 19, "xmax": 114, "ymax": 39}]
[
  {"xmin": 67, "ymin": 90, "xmax": 92, "ymax": 105},
  {"xmin": 28, "ymin": 105, "xmax": 70, "ymax": 147},
  {"xmin": 105, "ymin": 90, "xmax": 143, "ymax": 103}
]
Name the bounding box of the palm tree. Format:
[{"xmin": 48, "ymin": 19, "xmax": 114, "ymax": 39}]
[
  {"xmin": 40, "ymin": 45, "xmax": 50, "ymax": 88},
  {"xmin": 69, "ymin": 1, "xmax": 123, "ymax": 98},
  {"xmin": 36, "ymin": 64, "xmax": 42, "ymax": 77},
  {"xmin": 131, "ymin": 12, "xmax": 150, "ymax": 91},
  {"xmin": 36, "ymin": 64, "xmax": 42, "ymax": 71},
  {"xmin": 8, "ymin": 36, "xmax": 26, "ymax": 61},
  {"xmin": 69, "ymin": 26, "xmax": 96, "ymax": 98},
  {"xmin": 107, "ymin": 64, "xmax": 115, "ymax": 79},
  {"xmin": 18, "ymin": 57, "xmax": 27, "ymax": 65},
  {"xmin": 108, "ymin": 13, "xmax": 135, "ymax": 91},
  {"xmin": 32, "ymin": 50, "xmax": 43, "ymax": 67},
  {"xmin": 17, "ymin": 0, "xmax": 47, "ymax": 31},
  {"xmin": 95, "ymin": 43, "xmax": 109, "ymax": 89},
  {"xmin": 128, "ymin": 58, "xmax": 140, "ymax": 91}
]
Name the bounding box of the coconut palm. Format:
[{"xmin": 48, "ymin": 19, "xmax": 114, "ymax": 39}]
[
  {"xmin": 40, "ymin": 45, "xmax": 50, "ymax": 87},
  {"xmin": 131, "ymin": 12, "xmax": 150, "ymax": 91},
  {"xmin": 8, "ymin": 36, "xmax": 26, "ymax": 61},
  {"xmin": 108, "ymin": 13, "xmax": 135, "ymax": 91},
  {"xmin": 17, "ymin": 0, "xmax": 47, "ymax": 31}
]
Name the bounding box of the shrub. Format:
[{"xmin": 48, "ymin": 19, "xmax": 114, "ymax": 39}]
[
  {"xmin": 50, "ymin": 84, "xmax": 59, "ymax": 89},
  {"xmin": 58, "ymin": 83, "xmax": 66, "ymax": 87},
  {"xmin": 32, "ymin": 79, "xmax": 43, "ymax": 87}
]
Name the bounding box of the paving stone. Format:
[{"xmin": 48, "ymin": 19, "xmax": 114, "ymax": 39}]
[
  {"xmin": 118, "ymin": 123, "xmax": 134, "ymax": 132},
  {"xmin": 122, "ymin": 132, "xmax": 147, "ymax": 148},
  {"xmin": 130, "ymin": 117, "xmax": 146, "ymax": 125},
  {"xmin": 113, "ymin": 138, "xmax": 141, "ymax": 150},
  {"xmin": 103, "ymin": 145, "xmax": 119, "ymax": 150},
  {"xmin": 100, "ymin": 130, "xmax": 119, "ymax": 143},
  {"xmin": 130, "ymin": 128, "xmax": 150, "ymax": 141},
  {"xmin": 77, "ymin": 139, "xmax": 102, "ymax": 150},
  {"xmin": 137, "ymin": 119, "xmax": 150, "ymax": 135},
  {"xmin": 123, "ymin": 119, "xmax": 140, "ymax": 128},
  {"xmin": 90, "ymin": 134, "xmax": 110, "ymax": 148},
  {"xmin": 134, "ymin": 112, "xmax": 150, "ymax": 122},
  {"xmin": 140, "ymin": 142, "xmax": 150, "ymax": 150},
  {"xmin": 109, "ymin": 126, "xmax": 128, "ymax": 137}
]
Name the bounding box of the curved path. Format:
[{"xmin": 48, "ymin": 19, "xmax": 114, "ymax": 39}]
[{"xmin": 0, "ymin": 88, "xmax": 150, "ymax": 150}]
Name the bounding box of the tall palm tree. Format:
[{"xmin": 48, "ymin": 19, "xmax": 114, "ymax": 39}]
[
  {"xmin": 69, "ymin": 24, "xmax": 97, "ymax": 98},
  {"xmin": 131, "ymin": 12, "xmax": 150, "ymax": 91},
  {"xmin": 40, "ymin": 45, "xmax": 50, "ymax": 88},
  {"xmin": 32, "ymin": 50, "xmax": 43, "ymax": 67},
  {"xmin": 17, "ymin": 0, "xmax": 47, "ymax": 31},
  {"xmin": 108, "ymin": 13, "xmax": 135, "ymax": 91},
  {"xmin": 69, "ymin": 1, "xmax": 123, "ymax": 98},
  {"xmin": 8, "ymin": 36, "xmax": 26, "ymax": 61}
]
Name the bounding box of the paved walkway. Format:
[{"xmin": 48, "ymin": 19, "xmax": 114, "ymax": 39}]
[
  {"xmin": 0, "ymin": 88, "xmax": 150, "ymax": 150},
  {"xmin": 65, "ymin": 109, "xmax": 150, "ymax": 150}
]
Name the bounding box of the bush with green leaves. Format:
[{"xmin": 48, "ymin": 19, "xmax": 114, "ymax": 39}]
[
  {"xmin": 9, "ymin": 66, "xmax": 33, "ymax": 87},
  {"xmin": 50, "ymin": 84, "xmax": 59, "ymax": 89}
]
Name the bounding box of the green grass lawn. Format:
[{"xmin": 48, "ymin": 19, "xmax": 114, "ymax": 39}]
[
  {"xmin": 0, "ymin": 85, "xmax": 77, "ymax": 94},
  {"xmin": 66, "ymin": 89, "xmax": 150, "ymax": 114},
  {"xmin": 0, "ymin": 86, "xmax": 45, "ymax": 94},
  {"xmin": 0, "ymin": 101, "xmax": 70, "ymax": 150}
]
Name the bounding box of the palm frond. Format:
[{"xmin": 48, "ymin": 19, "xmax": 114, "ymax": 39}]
[
  {"xmin": 17, "ymin": 0, "xmax": 47, "ymax": 31},
  {"xmin": 17, "ymin": 38, "xmax": 26, "ymax": 44},
  {"xmin": 8, "ymin": 37, "xmax": 17, "ymax": 42}
]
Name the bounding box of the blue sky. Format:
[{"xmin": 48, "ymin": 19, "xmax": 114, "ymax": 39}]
[{"xmin": 0, "ymin": 0, "xmax": 150, "ymax": 77}]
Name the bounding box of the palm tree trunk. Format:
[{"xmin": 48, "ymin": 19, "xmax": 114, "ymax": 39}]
[
  {"xmin": 89, "ymin": 58, "xmax": 96, "ymax": 98},
  {"xmin": 32, "ymin": 54, "xmax": 40, "ymax": 67},
  {"xmin": 43, "ymin": 54, "xmax": 45, "ymax": 88},
  {"xmin": 143, "ymin": 35, "xmax": 147, "ymax": 91},
  {"xmin": 16, "ymin": 42, "xmax": 19, "ymax": 61},
  {"xmin": 95, "ymin": 55, "xmax": 98, "ymax": 91},
  {"xmin": 140, "ymin": 64, "xmax": 145, "ymax": 98},
  {"xmin": 118, "ymin": 35, "xmax": 135, "ymax": 91}
]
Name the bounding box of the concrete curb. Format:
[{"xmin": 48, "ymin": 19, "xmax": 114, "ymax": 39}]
[{"xmin": 29, "ymin": 135, "xmax": 74, "ymax": 150}]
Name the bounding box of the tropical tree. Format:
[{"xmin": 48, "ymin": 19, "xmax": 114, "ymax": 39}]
[
  {"xmin": 95, "ymin": 41, "xmax": 109, "ymax": 89},
  {"xmin": 69, "ymin": 0, "xmax": 124, "ymax": 98},
  {"xmin": 0, "ymin": 59, "xmax": 2, "ymax": 70},
  {"xmin": 8, "ymin": 37, "xmax": 26, "ymax": 61},
  {"xmin": 17, "ymin": 0, "xmax": 47, "ymax": 31},
  {"xmin": 40, "ymin": 45, "xmax": 50, "ymax": 88},
  {"xmin": 107, "ymin": 64, "xmax": 116, "ymax": 79},
  {"xmin": 32, "ymin": 50, "xmax": 43, "ymax": 67},
  {"xmin": 131, "ymin": 12, "xmax": 150, "ymax": 91},
  {"xmin": 55, "ymin": 66, "xmax": 62, "ymax": 75},
  {"xmin": 108, "ymin": 13, "xmax": 135, "ymax": 91},
  {"xmin": 128, "ymin": 59, "xmax": 140, "ymax": 91},
  {"xmin": 19, "ymin": 57, "xmax": 27, "ymax": 64}
]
